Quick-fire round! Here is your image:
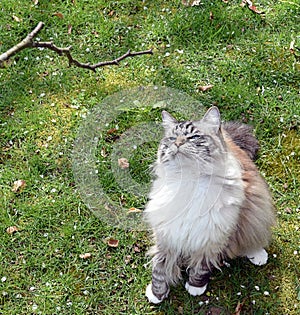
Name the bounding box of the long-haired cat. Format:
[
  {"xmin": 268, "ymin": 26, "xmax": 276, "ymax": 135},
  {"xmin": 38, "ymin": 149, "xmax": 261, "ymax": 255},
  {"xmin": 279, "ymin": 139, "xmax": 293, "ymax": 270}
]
[{"xmin": 144, "ymin": 106, "xmax": 276, "ymax": 303}]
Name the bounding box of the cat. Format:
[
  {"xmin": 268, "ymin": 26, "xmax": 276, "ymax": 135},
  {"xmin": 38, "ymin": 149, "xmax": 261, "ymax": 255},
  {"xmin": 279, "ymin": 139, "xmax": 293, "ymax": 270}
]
[{"xmin": 144, "ymin": 106, "xmax": 276, "ymax": 304}]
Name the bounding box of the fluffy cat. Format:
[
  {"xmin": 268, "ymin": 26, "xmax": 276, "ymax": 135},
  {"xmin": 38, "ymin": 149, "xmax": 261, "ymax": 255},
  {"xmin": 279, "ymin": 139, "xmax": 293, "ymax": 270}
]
[{"xmin": 144, "ymin": 106, "xmax": 276, "ymax": 304}]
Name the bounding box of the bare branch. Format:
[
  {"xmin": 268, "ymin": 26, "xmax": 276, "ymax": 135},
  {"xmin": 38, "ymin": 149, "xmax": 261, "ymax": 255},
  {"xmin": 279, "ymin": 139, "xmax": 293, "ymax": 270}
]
[
  {"xmin": 0, "ymin": 21, "xmax": 45, "ymax": 63},
  {"xmin": 0, "ymin": 22, "xmax": 153, "ymax": 71}
]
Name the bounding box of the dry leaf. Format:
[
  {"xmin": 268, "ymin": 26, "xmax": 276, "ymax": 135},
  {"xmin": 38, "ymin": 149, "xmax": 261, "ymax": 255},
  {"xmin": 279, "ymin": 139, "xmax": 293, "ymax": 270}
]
[
  {"xmin": 240, "ymin": 0, "xmax": 247, "ymax": 7},
  {"xmin": 107, "ymin": 128, "xmax": 117, "ymax": 135},
  {"xmin": 107, "ymin": 238, "xmax": 119, "ymax": 248},
  {"xmin": 198, "ymin": 84, "xmax": 213, "ymax": 92},
  {"xmin": 290, "ymin": 39, "xmax": 295, "ymax": 54},
  {"xmin": 12, "ymin": 15, "xmax": 22, "ymax": 22},
  {"xmin": 284, "ymin": 207, "xmax": 292, "ymax": 214},
  {"xmin": 209, "ymin": 11, "xmax": 214, "ymax": 21},
  {"xmin": 233, "ymin": 301, "xmax": 243, "ymax": 315},
  {"xmin": 12, "ymin": 180, "xmax": 26, "ymax": 193},
  {"xmin": 79, "ymin": 253, "xmax": 91, "ymax": 259},
  {"xmin": 248, "ymin": 5, "xmax": 264, "ymax": 14},
  {"xmin": 124, "ymin": 255, "xmax": 132, "ymax": 264},
  {"xmin": 33, "ymin": 0, "xmax": 39, "ymax": 5},
  {"xmin": 127, "ymin": 207, "xmax": 142, "ymax": 214},
  {"xmin": 100, "ymin": 147, "xmax": 108, "ymax": 157},
  {"xmin": 241, "ymin": 0, "xmax": 264, "ymax": 14},
  {"xmin": 118, "ymin": 158, "xmax": 129, "ymax": 169},
  {"xmin": 134, "ymin": 245, "xmax": 140, "ymax": 253},
  {"xmin": 6, "ymin": 226, "xmax": 19, "ymax": 234},
  {"xmin": 182, "ymin": 0, "xmax": 201, "ymax": 6},
  {"xmin": 53, "ymin": 12, "xmax": 64, "ymax": 19},
  {"xmin": 67, "ymin": 24, "xmax": 72, "ymax": 35}
]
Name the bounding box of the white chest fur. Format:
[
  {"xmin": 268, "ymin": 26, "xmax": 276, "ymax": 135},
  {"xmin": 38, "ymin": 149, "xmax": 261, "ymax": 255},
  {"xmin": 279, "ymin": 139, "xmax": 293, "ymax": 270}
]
[{"xmin": 145, "ymin": 155, "xmax": 244, "ymax": 260}]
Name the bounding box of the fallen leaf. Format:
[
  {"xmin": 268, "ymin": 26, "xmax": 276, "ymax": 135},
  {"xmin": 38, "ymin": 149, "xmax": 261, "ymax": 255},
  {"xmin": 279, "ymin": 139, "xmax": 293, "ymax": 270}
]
[
  {"xmin": 209, "ymin": 11, "xmax": 214, "ymax": 21},
  {"xmin": 107, "ymin": 128, "xmax": 117, "ymax": 135},
  {"xmin": 12, "ymin": 180, "xmax": 26, "ymax": 193},
  {"xmin": 67, "ymin": 24, "xmax": 72, "ymax": 35},
  {"xmin": 106, "ymin": 238, "xmax": 119, "ymax": 248},
  {"xmin": 33, "ymin": 0, "xmax": 39, "ymax": 5},
  {"xmin": 79, "ymin": 253, "xmax": 91, "ymax": 259},
  {"xmin": 198, "ymin": 84, "xmax": 213, "ymax": 92},
  {"xmin": 53, "ymin": 12, "xmax": 64, "ymax": 19},
  {"xmin": 284, "ymin": 207, "xmax": 292, "ymax": 214},
  {"xmin": 12, "ymin": 15, "xmax": 22, "ymax": 22},
  {"xmin": 233, "ymin": 301, "xmax": 243, "ymax": 315},
  {"xmin": 100, "ymin": 147, "xmax": 108, "ymax": 157},
  {"xmin": 127, "ymin": 207, "xmax": 142, "ymax": 214},
  {"xmin": 118, "ymin": 158, "xmax": 129, "ymax": 169},
  {"xmin": 124, "ymin": 255, "xmax": 132, "ymax": 264},
  {"xmin": 182, "ymin": 0, "xmax": 201, "ymax": 6},
  {"xmin": 290, "ymin": 39, "xmax": 295, "ymax": 54},
  {"xmin": 248, "ymin": 5, "xmax": 264, "ymax": 14},
  {"xmin": 6, "ymin": 226, "xmax": 19, "ymax": 234},
  {"xmin": 134, "ymin": 246, "xmax": 140, "ymax": 253},
  {"xmin": 105, "ymin": 128, "xmax": 120, "ymax": 143},
  {"xmin": 241, "ymin": 0, "xmax": 264, "ymax": 14}
]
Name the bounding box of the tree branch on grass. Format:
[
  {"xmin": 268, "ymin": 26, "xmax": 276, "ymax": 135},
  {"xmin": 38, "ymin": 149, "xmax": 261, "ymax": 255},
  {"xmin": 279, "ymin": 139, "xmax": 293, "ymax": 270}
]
[{"xmin": 0, "ymin": 21, "xmax": 153, "ymax": 71}]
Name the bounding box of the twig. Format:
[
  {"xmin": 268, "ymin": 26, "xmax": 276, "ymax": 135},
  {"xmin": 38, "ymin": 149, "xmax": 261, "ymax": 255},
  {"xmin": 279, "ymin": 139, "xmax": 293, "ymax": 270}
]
[
  {"xmin": 0, "ymin": 22, "xmax": 153, "ymax": 71},
  {"xmin": 240, "ymin": 0, "xmax": 265, "ymax": 15},
  {"xmin": 0, "ymin": 21, "xmax": 45, "ymax": 62}
]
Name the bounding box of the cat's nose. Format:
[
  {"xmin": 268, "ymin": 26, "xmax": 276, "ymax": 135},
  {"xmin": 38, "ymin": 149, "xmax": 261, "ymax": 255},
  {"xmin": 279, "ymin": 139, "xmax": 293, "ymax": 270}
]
[{"xmin": 175, "ymin": 136, "xmax": 186, "ymax": 147}]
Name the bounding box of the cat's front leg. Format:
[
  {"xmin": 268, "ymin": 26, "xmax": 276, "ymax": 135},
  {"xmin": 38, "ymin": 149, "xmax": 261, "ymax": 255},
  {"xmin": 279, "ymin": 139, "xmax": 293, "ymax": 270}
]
[
  {"xmin": 145, "ymin": 256, "xmax": 171, "ymax": 304},
  {"xmin": 185, "ymin": 263, "xmax": 211, "ymax": 296}
]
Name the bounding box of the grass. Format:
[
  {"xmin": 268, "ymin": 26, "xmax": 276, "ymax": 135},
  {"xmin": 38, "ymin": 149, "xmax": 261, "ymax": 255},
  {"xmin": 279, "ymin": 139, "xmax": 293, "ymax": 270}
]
[{"xmin": 0, "ymin": 0, "xmax": 299, "ymax": 314}]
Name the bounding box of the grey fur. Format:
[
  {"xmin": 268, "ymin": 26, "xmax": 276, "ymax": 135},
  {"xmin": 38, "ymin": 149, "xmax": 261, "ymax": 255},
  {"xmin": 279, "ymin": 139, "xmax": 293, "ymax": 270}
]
[
  {"xmin": 222, "ymin": 122, "xmax": 260, "ymax": 160},
  {"xmin": 144, "ymin": 107, "xmax": 276, "ymax": 303}
]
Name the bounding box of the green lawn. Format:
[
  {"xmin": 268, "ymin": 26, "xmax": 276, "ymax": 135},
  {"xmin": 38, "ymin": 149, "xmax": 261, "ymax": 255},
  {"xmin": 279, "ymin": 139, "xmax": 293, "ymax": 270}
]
[{"xmin": 0, "ymin": 0, "xmax": 299, "ymax": 314}]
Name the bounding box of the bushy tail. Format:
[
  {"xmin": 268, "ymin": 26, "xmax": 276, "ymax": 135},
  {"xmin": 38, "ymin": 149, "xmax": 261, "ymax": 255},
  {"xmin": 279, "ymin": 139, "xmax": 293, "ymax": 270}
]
[{"xmin": 223, "ymin": 122, "xmax": 260, "ymax": 160}]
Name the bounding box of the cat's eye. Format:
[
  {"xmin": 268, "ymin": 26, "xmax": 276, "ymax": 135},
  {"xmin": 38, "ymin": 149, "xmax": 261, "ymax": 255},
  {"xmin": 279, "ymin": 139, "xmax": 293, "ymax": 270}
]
[
  {"xmin": 188, "ymin": 135, "xmax": 201, "ymax": 140},
  {"xmin": 169, "ymin": 137, "xmax": 176, "ymax": 141}
]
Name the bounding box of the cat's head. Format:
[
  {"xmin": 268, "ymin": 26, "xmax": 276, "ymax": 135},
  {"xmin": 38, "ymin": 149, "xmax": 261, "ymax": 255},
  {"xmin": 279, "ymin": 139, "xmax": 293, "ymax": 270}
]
[{"xmin": 158, "ymin": 106, "xmax": 226, "ymax": 165}]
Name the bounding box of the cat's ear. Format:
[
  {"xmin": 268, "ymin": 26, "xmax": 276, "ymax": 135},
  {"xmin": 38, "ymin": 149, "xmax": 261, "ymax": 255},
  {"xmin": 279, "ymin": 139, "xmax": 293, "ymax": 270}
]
[
  {"xmin": 162, "ymin": 110, "xmax": 177, "ymax": 128},
  {"xmin": 201, "ymin": 106, "xmax": 221, "ymax": 132}
]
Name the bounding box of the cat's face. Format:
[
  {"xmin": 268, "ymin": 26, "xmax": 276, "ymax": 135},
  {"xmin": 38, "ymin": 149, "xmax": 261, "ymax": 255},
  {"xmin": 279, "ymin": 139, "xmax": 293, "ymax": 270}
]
[{"xmin": 158, "ymin": 107, "xmax": 225, "ymax": 164}]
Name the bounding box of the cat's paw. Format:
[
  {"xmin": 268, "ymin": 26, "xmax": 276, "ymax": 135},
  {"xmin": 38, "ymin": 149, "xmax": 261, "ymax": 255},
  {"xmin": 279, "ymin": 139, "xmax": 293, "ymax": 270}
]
[
  {"xmin": 145, "ymin": 284, "xmax": 163, "ymax": 304},
  {"xmin": 247, "ymin": 248, "xmax": 268, "ymax": 266},
  {"xmin": 185, "ymin": 282, "xmax": 207, "ymax": 296}
]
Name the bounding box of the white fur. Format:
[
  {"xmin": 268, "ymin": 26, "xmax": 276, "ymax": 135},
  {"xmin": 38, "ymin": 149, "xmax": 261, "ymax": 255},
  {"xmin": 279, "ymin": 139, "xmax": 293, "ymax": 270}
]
[
  {"xmin": 144, "ymin": 152, "xmax": 245, "ymax": 267},
  {"xmin": 145, "ymin": 284, "xmax": 163, "ymax": 304},
  {"xmin": 185, "ymin": 282, "xmax": 207, "ymax": 296},
  {"xmin": 246, "ymin": 248, "xmax": 268, "ymax": 266}
]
